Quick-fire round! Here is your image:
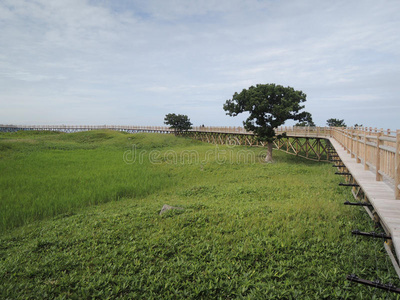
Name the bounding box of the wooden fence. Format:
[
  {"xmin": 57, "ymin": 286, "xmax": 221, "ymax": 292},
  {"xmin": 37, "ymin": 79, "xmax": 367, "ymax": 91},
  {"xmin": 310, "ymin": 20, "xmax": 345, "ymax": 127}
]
[
  {"xmin": 0, "ymin": 124, "xmax": 173, "ymax": 133},
  {"xmin": 331, "ymin": 127, "xmax": 400, "ymax": 200}
]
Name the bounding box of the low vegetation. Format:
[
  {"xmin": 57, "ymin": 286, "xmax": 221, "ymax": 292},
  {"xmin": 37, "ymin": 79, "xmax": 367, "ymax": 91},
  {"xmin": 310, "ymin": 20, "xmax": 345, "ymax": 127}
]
[{"xmin": 0, "ymin": 130, "xmax": 398, "ymax": 298}]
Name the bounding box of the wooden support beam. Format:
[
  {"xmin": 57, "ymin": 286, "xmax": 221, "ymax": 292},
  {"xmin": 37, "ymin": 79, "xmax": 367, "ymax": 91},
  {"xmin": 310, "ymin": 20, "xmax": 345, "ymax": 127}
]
[
  {"xmin": 306, "ymin": 138, "xmax": 310, "ymax": 158},
  {"xmin": 335, "ymin": 172, "xmax": 352, "ymax": 176},
  {"xmin": 344, "ymin": 201, "xmax": 372, "ymax": 207},
  {"xmin": 351, "ymin": 229, "xmax": 391, "ymax": 240},
  {"xmin": 384, "ymin": 241, "xmax": 400, "ymax": 279}
]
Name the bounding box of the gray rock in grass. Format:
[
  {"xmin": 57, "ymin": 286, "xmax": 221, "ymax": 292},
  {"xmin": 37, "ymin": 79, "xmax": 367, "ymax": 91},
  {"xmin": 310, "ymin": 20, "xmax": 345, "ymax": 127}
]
[{"xmin": 159, "ymin": 204, "xmax": 184, "ymax": 215}]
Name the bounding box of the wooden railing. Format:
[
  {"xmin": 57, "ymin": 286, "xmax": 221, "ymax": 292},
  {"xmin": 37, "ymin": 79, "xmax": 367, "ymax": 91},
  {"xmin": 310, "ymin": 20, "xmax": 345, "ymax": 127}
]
[
  {"xmin": 275, "ymin": 126, "xmax": 331, "ymax": 137},
  {"xmin": 0, "ymin": 124, "xmax": 174, "ymax": 132},
  {"xmin": 331, "ymin": 127, "xmax": 400, "ymax": 199},
  {"xmin": 189, "ymin": 126, "xmax": 332, "ymax": 136}
]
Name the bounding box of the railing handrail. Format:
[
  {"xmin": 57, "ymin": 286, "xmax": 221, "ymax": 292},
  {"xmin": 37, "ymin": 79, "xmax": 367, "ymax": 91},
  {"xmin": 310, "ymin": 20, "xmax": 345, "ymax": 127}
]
[
  {"xmin": 330, "ymin": 127, "xmax": 399, "ymax": 199},
  {"xmin": 0, "ymin": 124, "xmax": 395, "ymax": 136}
]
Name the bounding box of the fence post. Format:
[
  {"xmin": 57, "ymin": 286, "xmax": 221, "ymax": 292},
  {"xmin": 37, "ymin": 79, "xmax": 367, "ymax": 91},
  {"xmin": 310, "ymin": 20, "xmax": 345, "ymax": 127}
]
[
  {"xmin": 395, "ymin": 130, "xmax": 400, "ymax": 199},
  {"xmin": 364, "ymin": 128, "xmax": 369, "ymax": 170},
  {"xmin": 376, "ymin": 131, "xmax": 382, "ymax": 181},
  {"xmin": 350, "ymin": 128, "xmax": 355, "ymax": 158},
  {"xmin": 356, "ymin": 128, "xmax": 361, "ymax": 163}
]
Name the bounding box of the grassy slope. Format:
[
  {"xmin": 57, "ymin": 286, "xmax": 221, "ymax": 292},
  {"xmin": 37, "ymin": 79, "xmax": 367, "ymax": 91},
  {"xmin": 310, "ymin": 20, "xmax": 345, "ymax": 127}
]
[
  {"xmin": 0, "ymin": 130, "xmax": 196, "ymax": 230},
  {"xmin": 0, "ymin": 131, "xmax": 399, "ymax": 299}
]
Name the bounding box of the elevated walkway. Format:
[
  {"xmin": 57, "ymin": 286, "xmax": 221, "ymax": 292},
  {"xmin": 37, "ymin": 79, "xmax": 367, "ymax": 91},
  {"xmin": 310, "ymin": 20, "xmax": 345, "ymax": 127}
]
[{"xmin": 330, "ymin": 138, "xmax": 400, "ymax": 266}]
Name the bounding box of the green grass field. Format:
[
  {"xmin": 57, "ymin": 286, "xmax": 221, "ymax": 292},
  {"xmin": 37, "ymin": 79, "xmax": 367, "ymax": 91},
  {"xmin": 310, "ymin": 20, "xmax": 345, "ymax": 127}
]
[{"xmin": 0, "ymin": 130, "xmax": 399, "ymax": 299}]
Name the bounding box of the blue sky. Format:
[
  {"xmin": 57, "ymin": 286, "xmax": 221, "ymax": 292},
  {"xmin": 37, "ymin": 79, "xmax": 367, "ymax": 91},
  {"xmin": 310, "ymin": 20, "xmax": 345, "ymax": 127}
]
[{"xmin": 1, "ymin": 0, "xmax": 399, "ymax": 129}]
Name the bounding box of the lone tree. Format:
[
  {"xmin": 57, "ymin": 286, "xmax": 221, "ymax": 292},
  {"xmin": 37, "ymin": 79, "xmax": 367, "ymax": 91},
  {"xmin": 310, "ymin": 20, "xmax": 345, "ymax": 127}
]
[
  {"xmin": 326, "ymin": 118, "xmax": 346, "ymax": 127},
  {"xmin": 223, "ymin": 83, "xmax": 311, "ymax": 162},
  {"xmin": 164, "ymin": 113, "xmax": 192, "ymax": 135}
]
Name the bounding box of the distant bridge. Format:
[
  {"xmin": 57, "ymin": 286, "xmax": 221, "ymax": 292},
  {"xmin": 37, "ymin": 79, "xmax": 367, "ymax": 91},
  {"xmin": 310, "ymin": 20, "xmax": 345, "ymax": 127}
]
[{"xmin": 1, "ymin": 123, "xmax": 400, "ymax": 278}]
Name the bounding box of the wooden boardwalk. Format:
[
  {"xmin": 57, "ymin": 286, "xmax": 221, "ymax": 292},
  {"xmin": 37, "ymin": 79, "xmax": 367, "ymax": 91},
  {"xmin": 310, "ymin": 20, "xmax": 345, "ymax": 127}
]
[{"xmin": 330, "ymin": 137, "xmax": 400, "ymax": 270}]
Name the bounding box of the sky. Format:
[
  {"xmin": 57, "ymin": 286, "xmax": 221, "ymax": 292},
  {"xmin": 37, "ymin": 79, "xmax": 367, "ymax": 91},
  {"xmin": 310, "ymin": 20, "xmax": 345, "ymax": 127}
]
[{"xmin": 0, "ymin": 0, "xmax": 399, "ymax": 129}]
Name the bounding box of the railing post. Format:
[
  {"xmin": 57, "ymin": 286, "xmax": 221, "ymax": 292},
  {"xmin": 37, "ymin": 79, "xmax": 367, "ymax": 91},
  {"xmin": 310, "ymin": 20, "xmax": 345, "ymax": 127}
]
[
  {"xmin": 350, "ymin": 128, "xmax": 355, "ymax": 158},
  {"xmin": 356, "ymin": 128, "xmax": 361, "ymax": 163},
  {"xmin": 376, "ymin": 131, "xmax": 383, "ymax": 181},
  {"xmin": 364, "ymin": 128, "xmax": 369, "ymax": 170},
  {"xmin": 345, "ymin": 128, "xmax": 350, "ymax": 153},
  {"xmin": 395, "ymin": 130, "xmax": 400, "ymax": 199}
]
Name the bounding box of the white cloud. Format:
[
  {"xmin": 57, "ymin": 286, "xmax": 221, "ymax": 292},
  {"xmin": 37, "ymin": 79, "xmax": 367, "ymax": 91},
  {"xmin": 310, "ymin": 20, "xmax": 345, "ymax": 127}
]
[{"xmin": 0, "ymin": 0, "xmax": 399, "ymax": 128}]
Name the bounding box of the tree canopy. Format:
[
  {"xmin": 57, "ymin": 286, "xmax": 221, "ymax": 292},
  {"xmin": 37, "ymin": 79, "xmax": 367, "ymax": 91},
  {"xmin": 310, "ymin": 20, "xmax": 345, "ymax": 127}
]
[
  {"xmin": 295, "ymin": 112, "xmax": 315, "ymax": 127},
  {"xmin": 223, "ymin": 83, "xmax": 311, "ymax": 161},
  {"xmin": 164, "ymin": 113, "xmax": 192, "ymax": 134},
  {"xmin": 326, "ymin": 118, "xmax": 346, "ymax": 127}
]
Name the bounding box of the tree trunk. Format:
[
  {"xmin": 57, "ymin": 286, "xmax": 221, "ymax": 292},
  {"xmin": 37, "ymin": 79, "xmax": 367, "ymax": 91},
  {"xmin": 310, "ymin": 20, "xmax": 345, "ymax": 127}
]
[{"xmin": 265, "ymin": 141, "xmax": 273, "ymax": 162}]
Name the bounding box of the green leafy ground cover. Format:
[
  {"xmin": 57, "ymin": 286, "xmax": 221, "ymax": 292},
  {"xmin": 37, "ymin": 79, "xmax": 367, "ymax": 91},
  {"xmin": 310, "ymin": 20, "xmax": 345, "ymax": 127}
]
[{"xmin": 0, "ymin": 130, "xmax": 399, "ymax": 299}]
